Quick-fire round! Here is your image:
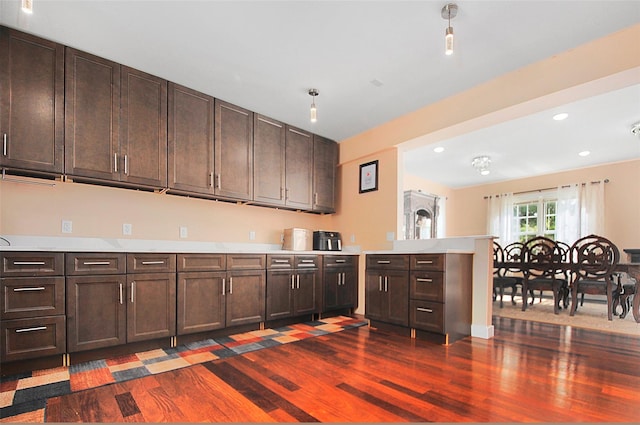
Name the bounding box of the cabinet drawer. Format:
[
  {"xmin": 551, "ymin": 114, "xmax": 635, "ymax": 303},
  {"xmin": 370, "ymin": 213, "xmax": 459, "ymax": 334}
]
[
  {"xmin": 410, "ymin": 254, "xmax": 444, "ymax": 271},
  {"xmin": 1, "ymin": 252, "xmax": 64, "ymax": 277},
  {"xmin": 324, "ymin": 255, "xmax": 355, "ymax": 268},
  {"xmin": 1, "ymin": 277, "xmax": 65, "ymax": 320},
  {"xmin": 177, "ymin": 254, "xmax": 226, "ymax": 272},
  {"xmin": 1, "ymin": 315, "xmax": 66, "ymax": 362},
  {"xmin": 410, "ymin": 271, "xmax": 444, "ymax": 301},
  {"xmin": 295, "ymin": 255, "xmax": 319, "ymax": 269},
  {"xmin": 409, "ymin": 300, "xmax": 444, "ymax": 333},
  {"xmin": 66, "ymin": 253, "xmax": 126, "ymax": 275},
  {"xmin": 227, "ymin": 254, "xmax": 266, "ymax": 270},
  {"xmin": 127, "ymin": 253, "xmax": 176, "ymax": 273},
  {"xmin": 366, "ymin": 254, "xmax": 409, "ymax": 270},
  {"xmin": 267, "ymin": 255, "xmax": 293, "ymax": 269}
]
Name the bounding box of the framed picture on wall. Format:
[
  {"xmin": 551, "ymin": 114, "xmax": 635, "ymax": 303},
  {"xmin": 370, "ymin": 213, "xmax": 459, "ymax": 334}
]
[{"xmin": 359, "ymin": 160, "xmax": 378, "ymax": 193}]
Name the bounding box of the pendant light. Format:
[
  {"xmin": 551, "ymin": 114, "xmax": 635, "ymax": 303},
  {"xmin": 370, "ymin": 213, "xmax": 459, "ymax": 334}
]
[
  {"xmin": 441, "ymin": 3, "xmax": 458, "ymax": 56},
  {"xmin": 309, "ymin": 89, "xmax": 319, "ymax": 123},
  {"xmin": 21, "ymin": 0, "xmax": 33, "ymax": 14}
]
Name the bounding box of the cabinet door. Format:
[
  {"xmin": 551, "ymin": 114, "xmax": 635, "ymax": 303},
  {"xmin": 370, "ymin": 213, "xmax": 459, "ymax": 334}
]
[
  {"xmin": 385, "ymin": 270, "xmax": 409, "ymax": 326},
  {"xmin": 266, "ymin": 269, "xmax": 293, "ymax": 320},
  {"xmin": 285, "ymin": 126, "xmax": 313, "ymax": 209},
  {"xmin": 225, "ymin": 270, "xmax": 265, "ymax": 327},
  {"xmin": 1, "ymin": 316, "xmax": 66, "ymax": 362},
  {"xmin": 312, "ymin": 135, "xmax": 337, "ymax": 213},
  {"xmin": 323, "ymin": 268, "xmax": 341, "ymax": 311},
  {"xmin": 120, "ymin": 66, "xmax": 167, "ymax": 188},
  {"xmin": 66, "ymin": 275, "xmax": 126, "ymax": 352},
  {"xmin": 253, "ymin": 114, "xmax": 285, "ymax": 206},
  {"xmin": 168, "ymin": 83, "xmax": 215, "ymax": 195},
  {"xmin": 214, "ymin": 100, "xmax": 253, "ymax": 200},
  {"xmin": 177, "ymin": 271, "xmax": 225, "ymax": 335},
  {"xmin": 339, "ymin": 267, "xmax": 358, "ymax": 309},
  {"xmin": 0, "ymin": 28, "xmax": 64, "ymax": 174},
  {"xmin": 65, "ymin": 47, "xmax": 120, "ymax": 180},
  {"xmin": 365, "ymin": 270, "xmax": 385, "ymax": 321},
  {"xmin": 293, "ymin": 269, "xmax": 319, "ymax": 316},
  {"xmin": 127, "ymin": 273, "xmax": 176, "ymax": 342}
]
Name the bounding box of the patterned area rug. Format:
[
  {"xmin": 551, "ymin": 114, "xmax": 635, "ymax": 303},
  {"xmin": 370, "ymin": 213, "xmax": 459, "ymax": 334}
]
[
  {"xmin": 493, "ymin": 294, "xmax": 640, "ymax": 336},
  {"xmin": 0, "ymin": 316, "xmax": 366, "ymax": 422}
]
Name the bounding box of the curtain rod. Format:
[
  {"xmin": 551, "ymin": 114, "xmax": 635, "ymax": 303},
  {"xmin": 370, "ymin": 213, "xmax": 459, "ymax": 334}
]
[{"xmin": 484, "ymin": 179, "xmax": 609, "ymax": 199}]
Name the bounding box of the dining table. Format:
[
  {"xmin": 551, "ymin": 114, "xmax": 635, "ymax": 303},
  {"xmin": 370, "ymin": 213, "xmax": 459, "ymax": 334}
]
[{"xmin": 614, "ymin": 263, "xmax": 640, "ymax": 323}]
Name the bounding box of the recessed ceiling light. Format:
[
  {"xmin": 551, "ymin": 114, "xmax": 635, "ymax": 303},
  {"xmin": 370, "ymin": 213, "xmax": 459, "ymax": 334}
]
[
  {"xmin": 553, "ymin": 113, "xmax": 569, "ymax": 121},
  {"xmin": 578, "ymin": 150, "xmax": 590, "ymax": 157},
  {"xmin": 433, "ymin": 146, "xmax": 445, "ymax": 153}
]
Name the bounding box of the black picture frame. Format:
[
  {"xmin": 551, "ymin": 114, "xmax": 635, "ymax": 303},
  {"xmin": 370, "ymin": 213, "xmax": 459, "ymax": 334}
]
[{"xmin": 359, "ymin": 160, "xmax": 378, "ymax": 193}]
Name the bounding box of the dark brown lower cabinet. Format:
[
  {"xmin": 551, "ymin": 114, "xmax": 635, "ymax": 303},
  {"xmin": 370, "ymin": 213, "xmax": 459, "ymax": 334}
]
[
  {"xmin": 365, "ymin": 268, "xmax": 409, "ymax": 326},
  {"xmin": 177, "ymin": 271, "xmax": 225, "ymax": 335},
  {"xmin": 66, "ymin": 272, "xmax": 176, "ymax": 352},
  {"xmin": 322, "ymin": 255, "xmax": 358, "ymax": 313},
  {"xmin": 266, "ymin": 255, "xmax": 320, "ymax": 321},
  {"xmin": 225, "ymin": 269, "xmax": 266, "ymax": 327}
]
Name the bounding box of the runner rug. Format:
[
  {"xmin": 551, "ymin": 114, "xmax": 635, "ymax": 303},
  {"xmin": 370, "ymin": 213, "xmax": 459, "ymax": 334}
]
[{"xmin": 0, "ymin": 316, "xmax": 367, "ymax": 422}]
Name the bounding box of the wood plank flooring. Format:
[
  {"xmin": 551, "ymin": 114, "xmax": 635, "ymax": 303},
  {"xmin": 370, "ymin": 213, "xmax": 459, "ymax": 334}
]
[{"xmin": 40, "ymin": 316, "xmax": 640, "ymax": 422}]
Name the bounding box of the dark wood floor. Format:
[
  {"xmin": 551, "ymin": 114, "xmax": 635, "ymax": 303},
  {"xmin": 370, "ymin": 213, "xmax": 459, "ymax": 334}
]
[{"xmin": 37, "ymin": 317, "xmax": 640, "ymax": 422}]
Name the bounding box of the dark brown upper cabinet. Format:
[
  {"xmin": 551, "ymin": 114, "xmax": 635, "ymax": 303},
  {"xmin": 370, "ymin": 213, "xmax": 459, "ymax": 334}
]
[
  {"xmin": 253, "ymin": 114, "xmax": 286, "ymax": 206},
  {"xmin": 214, "ymin": 99, "xmax": 253, "ymax": 200},
  {"xmin": 65, "ymin": 47, "xmax": 167, "ymax": 189},
  {"xmin": 168, "ymin": 82, "xmax": 215, "ymax": 196},
  {"xmin": 312, "ymin": 135, "xmax": 337, "ymax": 213},
  {"xmin": 0, "ymin": 27, "xmax": 64, "ymax": 175},
  {"xmin": 284, "ymin": 125, "xmax": 314, "ymax": 210}
]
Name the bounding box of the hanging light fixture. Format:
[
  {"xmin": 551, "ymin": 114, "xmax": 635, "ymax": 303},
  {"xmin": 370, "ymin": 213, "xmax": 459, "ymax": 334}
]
[
  {"xmin": 441, "ymin": 3, "xmax": 458, "ymax": 56},
  {"xmin": 21, "ymin": 0, "xmax": 33, "ymax": 14},
  {"xmin": 472, "ymin": 155, "xmax": 491, "ymax": 176},
  {"xmin": 309, "ymin": 88, "xmax": 319, "ymax": 123}
]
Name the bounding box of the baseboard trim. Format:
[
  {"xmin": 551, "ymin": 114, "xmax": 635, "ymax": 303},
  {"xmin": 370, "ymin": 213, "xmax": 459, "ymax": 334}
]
[{"xmin": 471, "ymin": 324, "xmax": 494, "ymax": 339}]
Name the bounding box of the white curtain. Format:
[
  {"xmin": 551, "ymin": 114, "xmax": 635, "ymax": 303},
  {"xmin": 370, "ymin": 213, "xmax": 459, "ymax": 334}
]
[
  {"xmin": 487, "ymin": 193, "xmax": 514, "ymax": 245},
  {"xmin": 556, "ymin": 184, "xmax": 580, "ymax": 245},
  {"xmin": 436, "ymin": 196, "xmax": 446, "ymax": 238},
  {"xmin": 581, "ymin": 180, "xmax": 605, "ymax": 236}
]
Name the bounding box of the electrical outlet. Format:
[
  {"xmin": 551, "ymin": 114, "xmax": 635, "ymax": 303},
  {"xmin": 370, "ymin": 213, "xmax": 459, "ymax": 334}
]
[
  {"xmin": 386, "ymin": 231, "xmax": 395, "ymax": 241},
  {"xmin": 62, "ymin": 220, "xmax": 72, "ymax": 234},
  {"xmin": 122, "ymin": 223, "xmax": 132, "ymax": 236},
  {"xmin": 249, "ymin": 231, "xmax": 256, "ymax": 240},
  {"xmin": 350, "ymin": 234, "xmax": 356, "ymax": 243},
  {"xmin": 179, "ymin": 226, "xmax": 188, "ymax": 238}
]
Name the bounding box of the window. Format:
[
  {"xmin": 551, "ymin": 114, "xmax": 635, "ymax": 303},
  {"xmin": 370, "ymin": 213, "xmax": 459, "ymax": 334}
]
[{"xmin": 513, "ymin": 197, "xmax": 557, "ymax": 243}]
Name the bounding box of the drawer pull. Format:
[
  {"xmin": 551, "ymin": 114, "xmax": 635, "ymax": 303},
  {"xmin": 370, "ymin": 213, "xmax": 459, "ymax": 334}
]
[
  {"xmin": 13, "ymin": 287, "xmax": 46, "ymax": 292},
  {"xmin": 141, "ymin": 261, "xmax": 165, "ymax": 265},
  {"xmin": 13, "ymin": 261, "xmax": 46, "ymax": 265},
  {"xmin": 376, "ymin": 260, "xmax": 391, "ymax": 264},
  {"xmin": 417, "ymin": 278, "xmax": 434, "ymax": 283},
  {"xmin": 417, "ymin": 307, "xmax": 433, "ymax": 313},
  {"xmin": 83, "ymin": 261, "xmax": 111, "ymax": 266},
  {"xmin": 16, "ymin": 326, "xmax": 47, "ymax": 333},
  {"xmin": 298, "ymin": 263, "xmax": 316, "ymax": 267},
  {"xmin": 417, "ymin": 260, "xmax": 434, "ymax": 264},
  {"xmin": 273, "ymin": 259, "xmax": 290, "ymax": 263},
  {"xmin": 335, "ymin": 259, "xmax": 346, "ymax": 263}
]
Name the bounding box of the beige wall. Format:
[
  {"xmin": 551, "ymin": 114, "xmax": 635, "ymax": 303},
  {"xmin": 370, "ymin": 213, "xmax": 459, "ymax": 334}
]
[
  {"xmin": 448, "ymin": 160, "xmax": 640, "ymax": 251},
  {"xmin": 0, "ymin": 179, "xmax": 332, "ymax": 245}
]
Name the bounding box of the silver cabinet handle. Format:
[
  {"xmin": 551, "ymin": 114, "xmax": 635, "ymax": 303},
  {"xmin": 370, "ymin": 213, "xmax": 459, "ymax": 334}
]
[
  {"xmin": 229, "ymin": 277, "xmax": 233, "ymax": 294},
  {"xmin": 83, "ymin": 261, "xmax": 110, "ymax": 266},
  {"xmin": 274, "ymin": 259, "xmax": 289, "ymax": 263},
  {"xmin": 222, "ymin": 278, "xmax": 226, "ymax": 296},
  {"xmin": 216, "ymin": 173, "xmax": 221, "ymax": 189},
  {"xmin": 124, "ymin": 154, "xmax": 128, "ymax": 175},
  {"xmin": 314, "ymin": 192, "xmax": 318, "ymax": 205},
  {"xmin": 417, "ymin": 278, "xmax": 433, "ymax": 283},
  {"xmin": 291, "ymin": 274, "xmax": 295, "ymax": 289},
  {"xmin": 13, "ymin": 261, "xmax": 46, "ymax": 265},
  {"xmin": 16, "ymin": 326, "xmax": 47, "ymax": 333},
  {"xmin": 335, "ymin": 259, "xmax": 346, "ymax": 263},
  {"xmin": 209, "ymin": 172, "xmax": 214, "ymax": 188},
  {"xmin": 417, "ymin": 307, "xmax": 433, "ymax": 313},
  {"xmin": 417, "ymin": 260, "xmax": 434, "ymax": 264},
  {"xmin": 14, "ymin": 287, "xmax": 46, "ymax": 292},
  {"xmin": 384, "ymin": 276, "xmax": 388, "ymax": 292},
  {"xmin": 141, "ymin": 261, "xmax": 165, "ymax": 265},
  {"xmin": 296, "ymin": 274, "xmax": 300, "ymax": 289},
  {"xmin": 300, "ymin": 259, "xmax": 314, "ymax": 263},
  {"xmin": 342, "ymin": 272, "xmax": 346, "ymax": 285},
  {"xmin": 119, "ymin": 283, "xmax": 123, "ymax": 304},
  {"xmin": 285, "ymin": 188, "xmax": 289, "ymax": 200},
  {"xmin": 2, "ymin": 133, "xmax": 6, "ymax": 156},
  {"xmin": 130, "ymin": 281, "xmax": 135, "ymax": 303},
  {"xmin": 378, "ymin": 276, "xmax": 382, "ymax": 292},
  {"xmin": 114, "ymin": 152, "xmax": 118, "ymax": 173},
  {"xmin": 377, "ymin": 260, "xmax": 391, "ymax": 264}
]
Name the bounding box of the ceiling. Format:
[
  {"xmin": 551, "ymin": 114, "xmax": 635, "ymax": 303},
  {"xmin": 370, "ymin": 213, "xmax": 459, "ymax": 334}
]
[{"xmin": 1, "ymin": 1, "xmax": 639, "ymax": 188}]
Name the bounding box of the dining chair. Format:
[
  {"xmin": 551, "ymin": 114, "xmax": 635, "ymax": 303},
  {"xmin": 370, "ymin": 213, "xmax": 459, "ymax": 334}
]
[
  {"xmin": 521, "ymin": 236, "xmax": 568, "ymax": 314},
  {"xmin": 531, "ymin": 240, "xmax": 571, "ymax": 307},
  {"xmin": 569, "ymin": 234, "xmax": 621, "ymax": 321},
  {"xmin": 493, "ymin": 241, "xmax": 521, "ymax": 308}
]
